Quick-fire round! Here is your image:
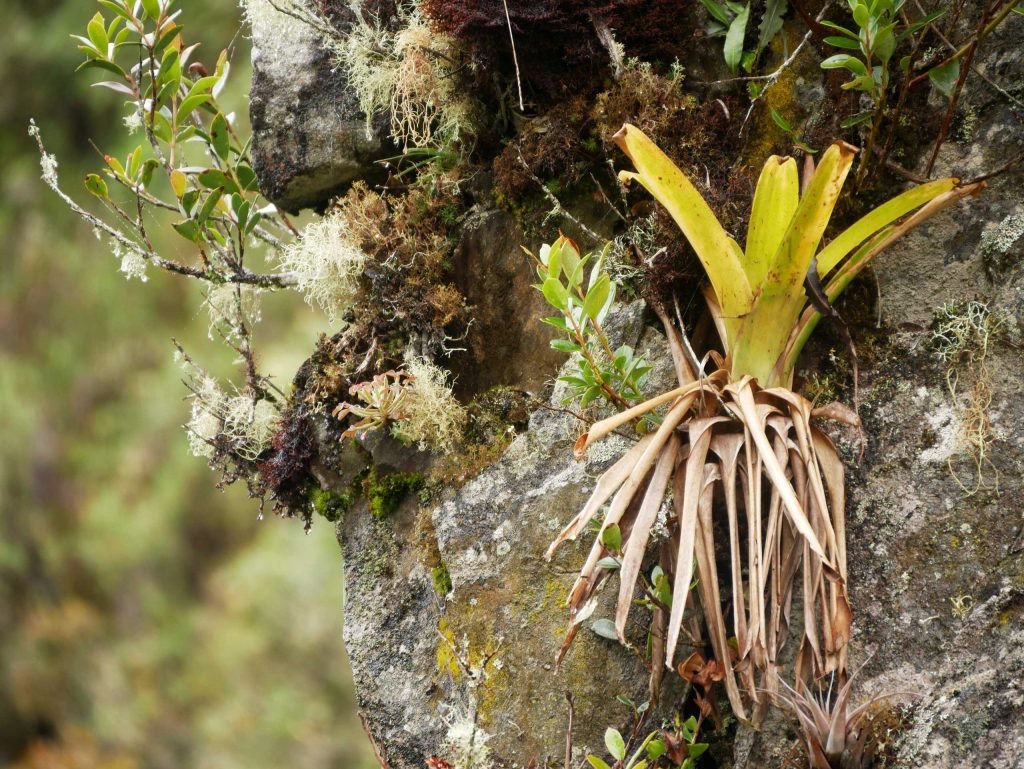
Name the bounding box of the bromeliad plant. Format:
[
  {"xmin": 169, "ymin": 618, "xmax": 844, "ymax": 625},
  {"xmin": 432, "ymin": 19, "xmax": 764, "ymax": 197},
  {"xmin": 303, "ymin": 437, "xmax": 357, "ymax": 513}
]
[{"xmin": 545, "ymin": 124, "xmax": 982, "ymax": 724}]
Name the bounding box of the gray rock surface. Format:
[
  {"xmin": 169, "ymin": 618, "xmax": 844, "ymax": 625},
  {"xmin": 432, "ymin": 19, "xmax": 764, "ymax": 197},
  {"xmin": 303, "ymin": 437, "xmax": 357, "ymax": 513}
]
[
  {"xmin": 246, "ymin": 0, "xmax": 390, "ymax": 211},
  {"xmin": 339, "ymin": 304, "xmax": 682, "ymax": 768}
]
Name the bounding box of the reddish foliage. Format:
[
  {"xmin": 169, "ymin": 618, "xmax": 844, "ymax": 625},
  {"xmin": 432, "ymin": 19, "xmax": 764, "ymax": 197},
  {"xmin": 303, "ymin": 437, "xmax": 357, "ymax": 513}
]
[{"xmin": 257, "ymin": 408, "xmax": 317, "ymax": 525}]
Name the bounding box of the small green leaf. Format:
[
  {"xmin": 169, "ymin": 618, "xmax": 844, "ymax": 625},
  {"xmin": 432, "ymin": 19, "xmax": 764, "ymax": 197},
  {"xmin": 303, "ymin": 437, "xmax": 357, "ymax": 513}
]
[
  {"xmin": 583, "ymin": 273, "xmax": 611, "ymax": 321},
  {"xmin": 84, "ymin": 174, "xmax": 108, "ymax": 198},
  {"xmin": 852, "ymin": 2, "xmax": 870, "ymax": 27},
  {"xmin": 172, "ymin": 219, "xmax": 201, "ymax": 242},
  {"xmin": 928, "ymin": 59, "xmax": 960, "ymax": 97},
  {"xmin": 579, "ymin": 385, "xmax": 602, "ymax": 407},
  {"xmin": 198, "ymin": 169, "xmax": 239, "ymax": 195},
  {"xmin": 198, "ymin": 187, "xmax": 223, "ymax": 224},
  {"xmin": 601, "ymin": 523, "xmax": 622, "ymax": 552},
  {"xmin": 824, "ymin": 35, "xmax": 861, "ymax": 49},
  {"xmin": 541, "ymin": 316, "xmax": 569, "ymax": 331},
  {"xmin": 75, "ymin": 59, "xmax": 128, "ymax": 77},
  {"xmin": 211, "ymin": 112, "xmax": 230, "ymax": 160},
  {"xmin": 586, "ymin": 756, "xmax": 612, "ymax": 769},
  {"xmin": 542, "ymin": 277, "xmax": 569, "ymax": 311},
  {"xmin": 140, "ymin": 159, "xmax": 159, "ymax": 188},
  {"xmin": 770, "ymin": 107, "xmax": 794, "ymax": 133},
  {"xmin": 550, "ymin": 339, "xmax": 582, "ymax": 354},
  {"xmin": 151, "ymin": 108, "xmax": 173, "ymax": 143},
  {"xmin": 235, "ymin": 164, "xmax": 259, "ymax": 192},
  {"xmin": 821, "ymin": 54, "xmax": 868, "ymax": 75},
  {"xmin": 155, "ymin": 21, "xmax": 181, "ymax": 55},
  {"xmin": 177, "ymin": 92, "xmax": 211, "ymax": 120},
  {"xmin": 699, "ymin": 0, "xmax": 732, "ymax": 26},
  {"xmin": 820, "ymin": 20, "xmax": 859, "ymax": 40},
  {"xmin": 98, "ymin": 1, "xmax": 134, "ymax": 23},
  {"xmin": 723, "ymin": 3, "xmax": 750, "ymax": 73},
  {"xmin": 688, "ymin": 744, "xmax": 709, "ymax": 759},
  {"xmin": 127, "ymin": 145, "xmax": 142, "ymax": 179},
  {"xmin": 140, "ymin": 0, "xmax": 161, "ymax": 21},
  {"xmin": 604, "ymin": 728, "xmax": 626, "ymax": 761},
  {"xmin": 647, "ymin": 740, "xmax": 667, "ymax": 760},
  {"xmin": 87, "ymin": 12, "xmax": 108, "ymax": 52},
  {"xmin": 181, "ymin": 189, "xmax": 200, "ymax": 216}
]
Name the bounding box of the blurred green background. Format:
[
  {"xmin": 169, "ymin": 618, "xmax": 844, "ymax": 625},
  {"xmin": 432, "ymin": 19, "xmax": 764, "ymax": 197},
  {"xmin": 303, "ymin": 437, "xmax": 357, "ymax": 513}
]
[{"xmin": 0, "ymin": 2, "xmax": 376, "ymax": 767}]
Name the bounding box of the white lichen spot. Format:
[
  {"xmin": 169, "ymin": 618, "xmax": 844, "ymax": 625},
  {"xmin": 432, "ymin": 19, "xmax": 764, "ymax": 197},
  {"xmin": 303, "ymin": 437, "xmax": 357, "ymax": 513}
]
[
  {"xmin": 495, "ymin": 541, "xmax": 511, "ymax": 557},
  {"xmin": 39, "ymin": 150, "xmax": 59, "ymax": 189},
  {"xmin": 119, "ymin": 247, "xmax": 149, "ymax": 282},
  {"xmin": 182, "ymin": 363, "xmax": 280, "ymax": 461},
  {"xmin": 443, "ymin": 712, "xmax": 492, "ymax": 769},
  {"xmin": 123, "ymin": 108, "xmax": 144, "ymax": 135},
  {"xmin": 204, "ymin": 283, "xmax": 260, "ymax": 340},
  {"xmin": 918, "ymin": 403, "xmax": 965, "ymax": 464},
  {"xmin": 980, "ymin": 210, "xmax": 1024, "ymax": 258}
]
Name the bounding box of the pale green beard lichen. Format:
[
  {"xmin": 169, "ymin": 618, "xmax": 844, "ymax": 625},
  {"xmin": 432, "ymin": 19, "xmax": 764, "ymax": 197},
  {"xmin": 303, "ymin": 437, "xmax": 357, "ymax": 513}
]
[
  {"xmin": 183, "ymin": 367, "xmax": 280, "ymax": 462},
  {"xmin": 204, "ymin": 283, "xmax": 261, "ymax": 341},
  {"xmin": 323, "ymin": 3, "xmax": 477, "ymax": 150},
  {"xmin": 278, "ymin": 209, "xmax": 367, "ymax": 324},
  {"xmin": 391, "ymin": 354, "xmax": 467, "ymax": 453}
]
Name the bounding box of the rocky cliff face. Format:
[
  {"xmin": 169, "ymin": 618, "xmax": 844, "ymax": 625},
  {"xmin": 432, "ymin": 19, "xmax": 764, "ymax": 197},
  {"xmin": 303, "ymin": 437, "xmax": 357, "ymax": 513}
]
[{"xmin": 248, "ymin": 3, "xmax": 1024, "ymax": 767}]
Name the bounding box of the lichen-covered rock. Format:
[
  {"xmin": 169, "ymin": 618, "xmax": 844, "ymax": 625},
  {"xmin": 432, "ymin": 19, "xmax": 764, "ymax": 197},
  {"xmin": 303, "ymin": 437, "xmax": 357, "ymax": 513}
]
[
  {"xmin": 245, "ymin": 0, "xmax": 391, "ymax": 211},
  {"xmin": 339, "ymin": 305, "xmax": 681, "ymax": 768}
]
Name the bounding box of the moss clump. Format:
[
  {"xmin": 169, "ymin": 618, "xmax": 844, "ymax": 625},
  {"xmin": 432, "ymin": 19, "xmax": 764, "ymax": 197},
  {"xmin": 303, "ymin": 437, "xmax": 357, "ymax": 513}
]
[
  {"xmin": 426, "ymin": 386, "xmax": 531, "ymax": 491},
  {"xmin": 364, "ymin": 468, "xmax": 425, "ymax": 519},
  {"xmin": 431, "ymin": 564, "xmax": 453, "ymax": 597},
  {"xmin": 309, "ymin": 484, "xmax": 358, "ymax": 524}
]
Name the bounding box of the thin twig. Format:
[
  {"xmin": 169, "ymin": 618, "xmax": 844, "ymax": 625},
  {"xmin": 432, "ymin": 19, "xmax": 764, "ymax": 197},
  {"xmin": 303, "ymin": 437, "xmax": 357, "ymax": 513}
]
[
  {"xmin": 501, "ymin": 0, "xmax": 525, "ymax": 111},
  {"xmin": 31, "ymin": 123, "xmax": 297, "ymax": 289},
  {"xmin": 740, "ymin": 3, "xmax": 834, "ymax": 132},
  {"xmin": 564, "ymin": 693, "xmax": 575, "ymax": 769},
  {"xmin": 516, "ymin": 149, "xmax": 604, "ymax": 244},
  {"xmin": 963, "ymin": 147, "xmax": 1024, "ymax": 184}
]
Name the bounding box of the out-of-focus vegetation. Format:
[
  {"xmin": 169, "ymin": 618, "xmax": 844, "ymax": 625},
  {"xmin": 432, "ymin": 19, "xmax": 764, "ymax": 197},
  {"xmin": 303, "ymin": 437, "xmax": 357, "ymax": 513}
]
[{"xmin": 0, "ymin": 2, "xmax": 376, "ymax": 767}]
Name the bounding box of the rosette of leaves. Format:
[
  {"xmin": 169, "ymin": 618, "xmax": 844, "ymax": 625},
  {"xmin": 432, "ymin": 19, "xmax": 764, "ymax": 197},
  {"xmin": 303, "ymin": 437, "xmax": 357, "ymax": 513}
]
[
  {"xmin": 545, "ymin": 124, "xmax": 982, "ymax": 723},
  {"xmin": 332, "ymin": 370, "xmax": 413, "ymax": 440}
]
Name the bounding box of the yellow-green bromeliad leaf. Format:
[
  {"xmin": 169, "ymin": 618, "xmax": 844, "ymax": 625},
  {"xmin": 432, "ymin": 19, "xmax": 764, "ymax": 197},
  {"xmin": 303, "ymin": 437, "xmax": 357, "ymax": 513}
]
[
  {"xmin": 613, "ymin": 123, "xmax": 754, "ymax": 350},
  {"xmin": 730, "ymin": 142, "xmax": 857, "ymax": 385},
  {"xmin": 613, "ymin": 123, "xmax": 980, "ymax": 389}
]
